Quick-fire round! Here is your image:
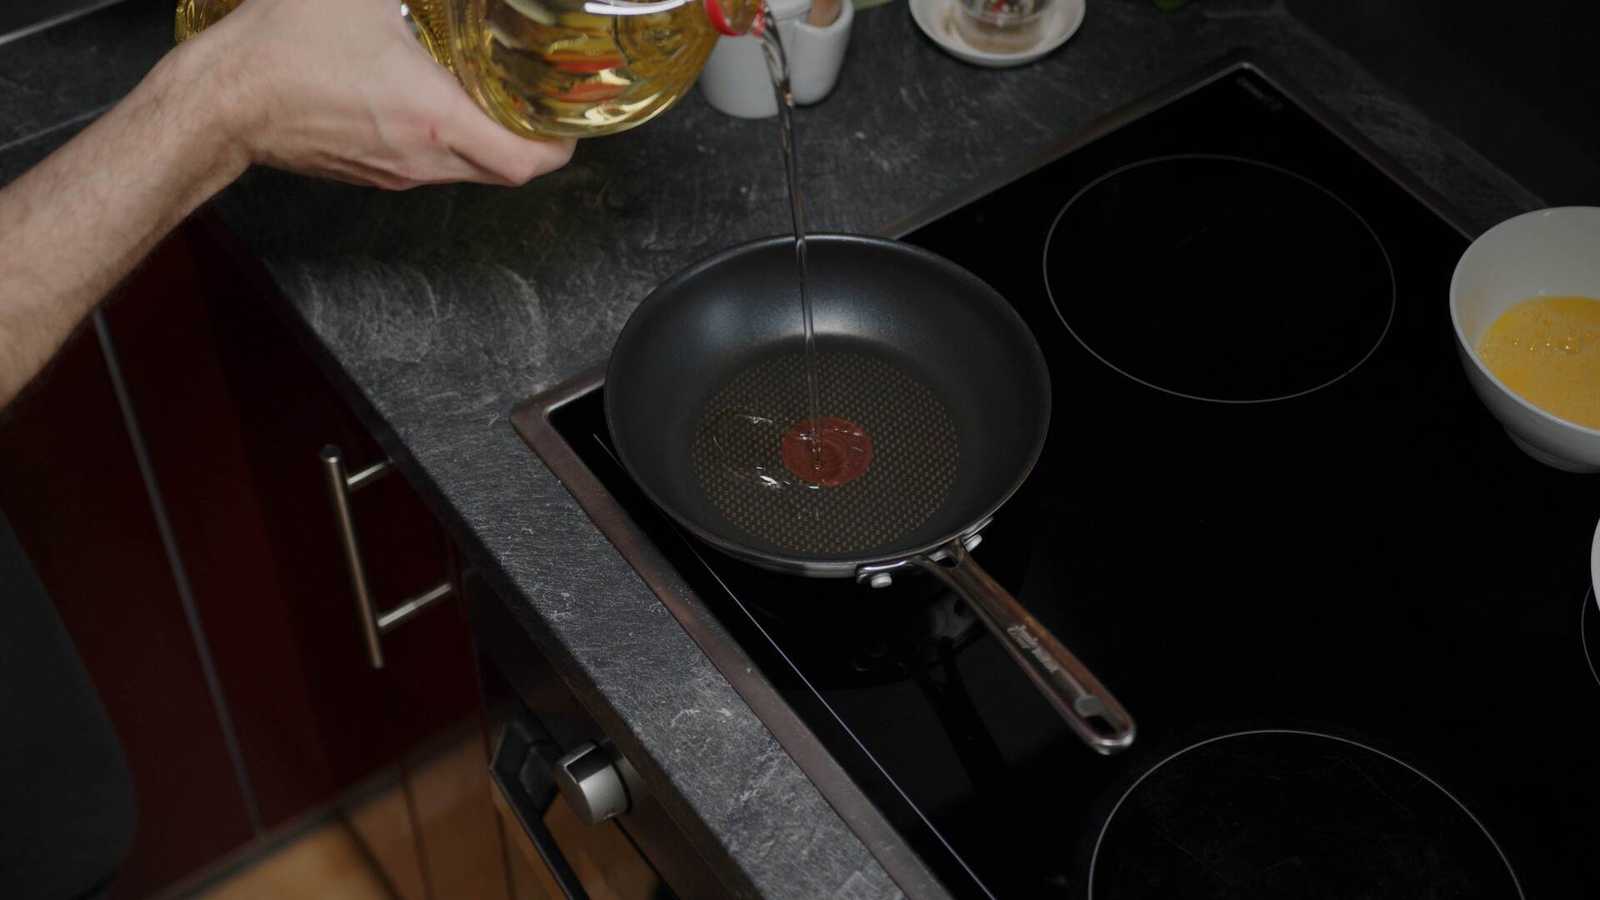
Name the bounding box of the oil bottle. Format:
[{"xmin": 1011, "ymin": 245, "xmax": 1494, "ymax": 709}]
[{"xmin": 175, "ymin": 0, "xmax": 762, "ymax": 139}]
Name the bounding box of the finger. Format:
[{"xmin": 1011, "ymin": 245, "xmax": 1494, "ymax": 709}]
[
  {"xmin": 407, "ymin": 136, "xmax": 506, "ymax": 186},
  {"xmin": 334, "ymin": 159, "xmax": 418, "ymax": 191},
  {"xmin": 410, "ymin": 148, "xmax": 522, "ymax": 187},
  {"xmin": 441, "ymin": 94, "xmax": 577, "ymax": 185},
  {"xmin": 394, "ymin": 52, "xmax": 576, "ymax": 185},
  {"xmin": 266, "ymin": 150, "xmax": 416, "ymax": 191}
]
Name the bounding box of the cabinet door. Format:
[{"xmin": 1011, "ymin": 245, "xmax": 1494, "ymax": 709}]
[
  {"xmin": 2, "ymin": 214, "xmax": 506, "ymax": 895},
  {"xmin": 0, "ymin": 316, "xmax": 255, "ymax": 897},
  {"xmin": 188, "ymin": 216, "xmax": 485, "ymax": 791},
  {"xmin": 98, "ymin": 223, "xmax": 338, "ymax": 829},
  {"xmin": 99, "ymin": 217, "xmax": 497, "ymax": 894}
]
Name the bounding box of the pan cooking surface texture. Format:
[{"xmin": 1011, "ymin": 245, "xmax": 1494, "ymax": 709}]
[
  {"xmin": 691, "ymin": 350, "xmax": 959, "ymax": 556},
  {"xmin": 542, "ymin": 65, "xmax": 1600, "ymax": 900}
]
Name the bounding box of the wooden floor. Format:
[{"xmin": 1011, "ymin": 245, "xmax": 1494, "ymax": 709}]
[
  {"xmin": 180, "ymin": 726, "xmax": 514, "ymax": 900},
  {"xmin": 194, "ymin": 820, "xmax": 393, "ymax": 900}
]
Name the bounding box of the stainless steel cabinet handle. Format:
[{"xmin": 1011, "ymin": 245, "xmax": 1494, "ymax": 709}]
[
  {"xmin": 320, "ymin": 445, "xmax": 454, "ymax": 669},
  {"xmin": 553, "ymin": 742, "xmax": 630, "ymax": 825}
]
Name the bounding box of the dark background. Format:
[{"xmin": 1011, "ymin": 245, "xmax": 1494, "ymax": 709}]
[
  {"xmin": 5, "ymin": 0, "xmax": 1597, "ymax": 201},
  {"xmin": 1285, "ymin": 0, "xmax": 1599, "ymax": 203},
  {"xmin": 0, "ymin": 0, "xmax": 129, "ymax": 43}
]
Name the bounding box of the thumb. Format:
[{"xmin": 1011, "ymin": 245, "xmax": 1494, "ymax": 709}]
[{"xmin": 441, "ymin": 88, "xmax": 577, "ymax": 185}]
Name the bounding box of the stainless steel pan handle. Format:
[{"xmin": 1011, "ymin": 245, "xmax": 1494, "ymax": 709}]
[{"xmin": 910, "ymin": 540, "xmax": 1135, "ymax": 755}]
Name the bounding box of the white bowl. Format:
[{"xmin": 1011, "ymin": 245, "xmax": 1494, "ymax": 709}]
[
  {"xmin": 909, "ymin": 0, "xmax": 1084, "ymax": 69},
  {"xmin": 699, "ymin": 0, "xmax": 854, "ymax": 119},
  {"xmin": 1449, "ymin": 206, "xmax": 1600, "ymax": 472}
]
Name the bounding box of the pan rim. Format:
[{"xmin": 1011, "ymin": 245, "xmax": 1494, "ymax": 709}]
[{"xmin": 604, "ymin": 233, "xmax": 1052, "ymax": 576}]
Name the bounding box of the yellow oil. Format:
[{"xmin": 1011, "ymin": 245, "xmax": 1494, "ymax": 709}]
[
  {"xmin": 174, "ymin": 0, "xmax": 236, "ymax": 39},
  {"xmin": 1476, "ymin": 295, "xmax": 1600, "ymax": 430},
  {"xmin": 176, "ymin": 0, "xmax": 755, "ymax": 140},
  {"xmin": 459, "ymin": 0, "xmax": 716, "ymax": 139},
  {"xmin": 408, "ymin": 0, "xmax": 453, "ymax": 65}
]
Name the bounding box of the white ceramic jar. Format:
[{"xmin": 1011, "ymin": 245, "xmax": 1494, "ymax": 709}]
[{"xmin": 698, "ymin": 0, "xmax": 855, "ymax": 118}]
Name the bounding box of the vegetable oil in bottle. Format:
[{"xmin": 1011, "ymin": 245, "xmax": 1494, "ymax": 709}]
[{"xmin": 175, "ymin": 0, "xmax": 761, "ymax": 139}]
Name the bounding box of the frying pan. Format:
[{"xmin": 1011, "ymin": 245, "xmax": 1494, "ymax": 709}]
[{"xmin": 605, "ymin": 234, "xmax": 1135, "ymax": 753}]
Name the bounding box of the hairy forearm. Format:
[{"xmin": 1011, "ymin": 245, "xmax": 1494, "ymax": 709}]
[
  {"xmin": 0, "ymin": 38, "xmax": 247, "ymax": 407},
  {"xmin": 0, "ymin": 0, "xmax": 575, "ymax": 409}
]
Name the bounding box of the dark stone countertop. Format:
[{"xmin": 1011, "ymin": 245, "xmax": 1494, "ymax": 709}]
[{"xmin": 0, "ymin": 0, "xmax": 1552, "ymax": 896}]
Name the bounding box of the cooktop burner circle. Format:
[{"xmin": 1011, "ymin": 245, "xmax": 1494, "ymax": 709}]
[
  {"xmin": 1087, "ymin": 729, "xmax": 1523, "ymax": 899},
  {"xmin": 1582, "ymin": 589, "xmax": 1600, "ymax": 690},
  {"xmin": 1044, "ymin": 155, "xmax": 1396, "ymax": 403}
]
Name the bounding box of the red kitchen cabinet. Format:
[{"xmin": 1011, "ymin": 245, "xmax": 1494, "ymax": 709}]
[
  {"xmin": 95, "ymin": 223, "xmax": 337, "ymax": 830},
  {"xmin": 0, "ymin": 317, "xmax": 256, "ymax": 897},
  {"xmin": 104, "ymin": 219, "xmax": 485, "ymax": 824},
  {"xmin": 0, "ymin": 215, "xmax": 512, "ymax": 897}
]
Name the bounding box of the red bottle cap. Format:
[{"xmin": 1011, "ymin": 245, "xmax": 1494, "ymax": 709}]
[{"xmin": 705, "ymin": 0, "xmax": 762, "ymax": 36}]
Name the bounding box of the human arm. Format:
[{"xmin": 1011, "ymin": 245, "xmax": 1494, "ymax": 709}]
[{"xmin": 0, "ymin": 0, "xmax": 575, "ymax": 407}]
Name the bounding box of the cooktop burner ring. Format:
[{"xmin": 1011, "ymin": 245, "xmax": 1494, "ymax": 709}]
[
  {"xmin": 1086, "ymin": 728, "xmax": 1524, "ymax": 899},
  {"xmin": 1582, "ymin": 588, "xmax": 1600, "ymax": 691},
  {"xmin": 1043, "ymin": 154, "xmax": 1397, "ymax": 404}
]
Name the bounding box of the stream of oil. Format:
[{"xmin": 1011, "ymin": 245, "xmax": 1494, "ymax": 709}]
[
  {"xmin": 702, "ymin": 10, "xmax": 873, "ymax": 502},
  {"xmin": 758, "ymin": 18, "xmax": 824, "ymax": 471}
]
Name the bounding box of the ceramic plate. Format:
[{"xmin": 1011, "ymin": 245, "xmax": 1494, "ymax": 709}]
[{"xmin": 910, "ymin": 0, "xmax": 1085, "ymax": 68}]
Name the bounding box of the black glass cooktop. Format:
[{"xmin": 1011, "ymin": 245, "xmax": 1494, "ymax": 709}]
[{"xmin": 545, "ymin": 64, "xmax": 1599, "ymax": 898}]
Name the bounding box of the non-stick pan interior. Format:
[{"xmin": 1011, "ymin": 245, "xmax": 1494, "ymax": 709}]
[{"xmin": 606, "ymin": 235, "xmax": 1050, "ymax": 569}]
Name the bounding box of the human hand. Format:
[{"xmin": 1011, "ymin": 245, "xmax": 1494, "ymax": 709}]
[{"xmin": 182, "ymin": 0, "xmax": 575, "ymax": 189}]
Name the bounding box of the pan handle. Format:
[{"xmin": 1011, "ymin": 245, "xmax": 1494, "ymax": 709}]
[{"xmin": 910, "ymin": 541, "xmax": 1135, "ymax": 755}]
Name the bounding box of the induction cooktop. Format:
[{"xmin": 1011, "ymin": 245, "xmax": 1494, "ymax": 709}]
[{"xmin": 516, "ymin": 57, "xmax": 1597, "ymax": 898}]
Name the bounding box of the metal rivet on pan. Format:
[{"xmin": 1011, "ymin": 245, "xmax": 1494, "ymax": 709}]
[
  {"xmin": 963, "ymin": 533, "xmax": 984, "ymax": 552},
  {"xmin": 868, "ymin": 572, "xmax": 894, "ymax": 589}
]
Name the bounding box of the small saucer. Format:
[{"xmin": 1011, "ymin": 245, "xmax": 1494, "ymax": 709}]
[{"xmin": 909, "ymin": 0, "xmax": 1085, "ymax": 68}]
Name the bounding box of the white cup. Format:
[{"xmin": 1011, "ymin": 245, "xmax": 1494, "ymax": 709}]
[
  {"xmin": 1449, "ymin": 206, "xmax": 1600, "ymax": 472},
  {"xmin": 698, "ymin": 0, "xmax": 854, "ymax": 119}
]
